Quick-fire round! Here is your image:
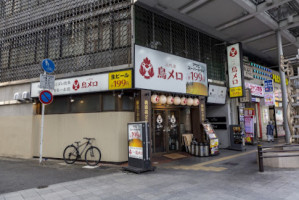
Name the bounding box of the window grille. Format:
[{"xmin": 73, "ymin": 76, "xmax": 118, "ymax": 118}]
[
  {"xmin": 135, "ymin": 6, "xmax": 226, "ymax": 81},
  {"xmin": 0, "ymin": 0, "xmax": 131, "ymax": 82}
]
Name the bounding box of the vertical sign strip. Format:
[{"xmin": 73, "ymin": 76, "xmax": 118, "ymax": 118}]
[{"xmin": 227, "ymin": 43, "xmax": 244, "ymax": 98}]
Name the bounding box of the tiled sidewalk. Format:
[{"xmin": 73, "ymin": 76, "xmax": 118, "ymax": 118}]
[{"xmin": 2, "ymin": 149, "xmax": 299, "ymax": 200}]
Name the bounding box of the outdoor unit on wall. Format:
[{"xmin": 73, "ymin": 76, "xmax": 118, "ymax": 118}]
[
  {"xmin": 13, "ymin": 92, "xmax": 22, "ymax": 101},
  {"xmin": 22, "ymin": 91, "xmax": 31, "ymax": 100}
]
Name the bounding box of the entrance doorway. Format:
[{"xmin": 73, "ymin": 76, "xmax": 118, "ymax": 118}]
[{"xmin": 152, "ymin": 109, "xmax": 180, "ymax": 153}]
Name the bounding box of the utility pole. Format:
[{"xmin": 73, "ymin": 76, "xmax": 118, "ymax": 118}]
[{"xmin": 276, "ymin": 31, "xmax": 291, "ymax": 144}]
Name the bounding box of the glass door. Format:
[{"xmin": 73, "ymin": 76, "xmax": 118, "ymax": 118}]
[
  {"xmin": 153, "ymin": 110, "xmax": 166, "ymax": 153},
  {"xmin": 167, "ymin": 110, "xmax": 180, "ymax": 151}
]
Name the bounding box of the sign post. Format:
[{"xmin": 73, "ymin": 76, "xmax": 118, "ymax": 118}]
[
  {"xmin": 39, "ymin": 59, "xmax": 55, "ymax": 164},
  {"xmin": 123, "ymin": 122, "xmax": 155, "ymax": 173}
]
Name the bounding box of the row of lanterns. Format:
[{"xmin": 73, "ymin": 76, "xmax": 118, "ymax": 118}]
[{"xmin": 151, "ymin": 95, "xmax": 200, "ymax": 106}]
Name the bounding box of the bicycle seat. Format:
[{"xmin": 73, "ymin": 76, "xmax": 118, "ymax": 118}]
[{"xmin": 83, "ymin": 137, "xmax": 95, "ymax": 141}]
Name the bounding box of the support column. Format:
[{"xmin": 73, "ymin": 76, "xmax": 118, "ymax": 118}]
[{"xmin": 276, "ymin": 31, "xmax": 291, "ymax": 144}]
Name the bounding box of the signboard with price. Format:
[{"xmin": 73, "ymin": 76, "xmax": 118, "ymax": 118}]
[
  {"xmin": 108, "ymin": 70, "xmax": 132, "ymax": 90},
  {"xmin": 135, "ymin": 45, "xmax": 208, "ymax": 96}
]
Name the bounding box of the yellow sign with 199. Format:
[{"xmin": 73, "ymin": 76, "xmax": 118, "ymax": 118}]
[
  {"xmin": 109, "ymin": 70, "xmax": 132, "ymax": 90},
  {"xmin": 230, "ymin": 86, "xmax": 243, "ymax": 98}
]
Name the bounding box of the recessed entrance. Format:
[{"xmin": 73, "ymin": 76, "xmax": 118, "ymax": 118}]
[{"xmin": 152, "ymin": 108, "xmax": 180, "ymax": 153}]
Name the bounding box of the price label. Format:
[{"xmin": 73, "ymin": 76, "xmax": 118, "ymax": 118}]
[
  {"xmin": 230, "ymin": 86, "xmax": 243, "ymax": 97},
  {"xmin": 109, "ymin": 70, "xmax": 132, "ymax": 90}
]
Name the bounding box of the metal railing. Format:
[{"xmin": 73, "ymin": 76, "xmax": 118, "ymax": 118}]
[{"xmin": 257, "ymin": 144, "xmax": 299, "ymax": 172}]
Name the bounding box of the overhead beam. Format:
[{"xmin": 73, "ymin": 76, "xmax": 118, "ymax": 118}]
[
  {"xmin": 231, "ymin": 0, "xmax": 299, "ymax": 53},
  {"xmin": 179, "ymin": 0, "xmax": 209, "ymax": 14},
  {"xmin": 280, "ymin": 15, "xmax": 299, "ymax": 30},
  {"xmin": 217, "ymin": 0, "xmax": 292, "ymax": 31},
  {"xmin": 241, "ymin": 31, "xmax": 275, "ymax": 44},
  {"xmin": 262, "ymin": 43, "xmax": 295, "ymax": 53}
]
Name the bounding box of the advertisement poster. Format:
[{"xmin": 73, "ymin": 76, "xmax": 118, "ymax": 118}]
[
  {"xmin": 227, "ymin": 43, "xmax": 244, "ymax": 97},
  {"xmin": 108, "ymin": 70, "xmax": 132, "ymax": 90},
  {"xmin": 245, "ymin": 116, "xmax": 254, "ymax": 134},
  {"xmin": 31, "ymin": 69, "xmax": 132, "ymax": 97},
  {"xmin": 274, "ymin": 88, "xmax": 282, "ymax": 101},
  {"xmin": 210, "ymin": 139, "xmax": 219, "ymax": 155},
  {"xmin": 264, "ymin": 92, "xmax": 275, "ymax": 106},
  {"xmin": 128, "ymin": 123, "xmax": 143, "ymax": 159},
  {"xmin": 264, "ymin": 80, "xmax": 273, "ymax": 92},
  {"xmin": 245, "ymin": 82, "xmax": 264, "ymax": 97},
  {"xmin": 275, "ymin": 109, "xmax": 283, "ymax": 125},
  {"xmin": 135, "ymin": 45, "xmax": 208, "ymax": 96}
]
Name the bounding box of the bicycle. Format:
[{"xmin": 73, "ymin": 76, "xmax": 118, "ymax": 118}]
[{"xmin": 63, "ymin": 137, "xmax": 101, "ymax": 166}]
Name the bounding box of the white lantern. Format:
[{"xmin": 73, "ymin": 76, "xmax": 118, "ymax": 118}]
[
  {"xmin": 151, "ymin": 94, "xmax": 160, "ymax": 104},
  {"xmin": 181, "ymin": 97, "xmax": 187, "ymax": 105},
  {"xmin": 166, "ymin": 96, "xmax": 174, "ymax": 105},
  {"xmin": 159, "ymin": 95, "xmax": 167, "ymax": 104},
  {"xmin": 187, "ymin": 98, "xmax": 194, "ymax": 106},
  {"xmin": 174, "ymin": 96, "xmax": 181, "ymax": 105},
  {"xmin": 193, "ymin": 98, "xmax": 200, "ymax": 106}
]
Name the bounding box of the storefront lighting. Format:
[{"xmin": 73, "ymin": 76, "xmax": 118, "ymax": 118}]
[
  {"xmin": 180, "ymin": 97, "xmax": 187, "ymax": 106},
  {"xmin": 159, "ymin": 95, "xmax": 167, "ymax": 104},
  {"xmin": 151, "ymin": 94, "xmax": 159, "ymax": 104},
  {"xmin": 187, "ymin": 98, "xmax": 194, "ymax": 106},
  {"xmin": 166, "ymin": 96, "xmax": 174, "ymax": 105},
  {"xmin": 70, "ymin": 97, "xmax": 74, "ymax": 103},
  {"xmin": 174, "ymin": 96, "xmax": 181, "ymax": 105},
  {"xmin": 193, "ymin": 98, "xmax": 200, "ymax": 106},
  {"xmin": 80, "ymin": 100, "xmax": 84, "ymax": 104}
]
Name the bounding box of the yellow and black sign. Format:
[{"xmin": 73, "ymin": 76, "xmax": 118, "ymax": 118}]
[
  {"xmin": 109, "ymin": 70, "xmax": 132, "ymax": 90},
  {"xmin": 272, "ymin": 74, "xmax": 288, "ymax": 85},
  {"xmin": 230, "ymin": 86, "xmax": 243, "ymax": 98}
]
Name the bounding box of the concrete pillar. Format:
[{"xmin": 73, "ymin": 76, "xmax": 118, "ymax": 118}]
[{"xmin": 276, "ymin": 31, "xmax": 291, "ymax": 144}]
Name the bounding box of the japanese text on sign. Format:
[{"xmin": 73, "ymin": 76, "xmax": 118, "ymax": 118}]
[
  {"xmin": 109, "ymin": 70, "xmax": 132, "ymax": 90},
  {"xmin": 227, "ymin": 43, "xmax": 243, "ymax": 98}
]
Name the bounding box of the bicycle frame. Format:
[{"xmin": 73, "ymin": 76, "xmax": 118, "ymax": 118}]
[{"xmin": 75, "ymin": 140, "xmax": 92, "ymax": 157}]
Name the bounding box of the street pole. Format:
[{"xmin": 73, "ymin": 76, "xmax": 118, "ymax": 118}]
[
  {"xmin": 276, "ymin": 31, "xmax": 291, "ymax": 144},
  {"xmin": 39, "ymin": 71, "xmax": 46, "ymax": 164},
  {"xmin": 39, "ymin": 103, "xmax": 45, "ymax": 164}
]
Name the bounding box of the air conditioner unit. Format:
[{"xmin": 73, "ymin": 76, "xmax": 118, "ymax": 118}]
[
  {"xmin": 13, "ymin": 92, "xmax": 22, "ymax": 101},
  {"xmin": 22, "ymin": 91, "xmax": 31, "ymax": 100}
]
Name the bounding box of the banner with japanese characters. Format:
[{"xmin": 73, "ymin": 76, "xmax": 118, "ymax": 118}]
[
  {"xmin": 245, "ymin": 82, "xmax": 264, "ymax": 97},
  {"xmin": 264, "ymin": 80, "xmax": 275, "ymax": 106},
  {"xmin": 135, "ymin": 45, "xmax": 208, "ymax": 96},
  {"xmin": 227, "ymin": 43, "xmax": 244, "ymax": 98},
  {"xmin": 108, "ymin": 70, "xmax": 132, "ymax": 90},
  {"xmin": 31, "ymin": 74, "xmax": 109, "ymax": 97},
  {"xmin": 128, "ymin": 123, "xmax": 143, "ymax": 159}
]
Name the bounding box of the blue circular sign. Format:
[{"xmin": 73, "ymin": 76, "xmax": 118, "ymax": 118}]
[
  {"xmin": 39, "ymin": 90, "xmax": 53, "ymax": 105},
  {"xmin": 42, "ymin": 59, "xmax": 55, "ymax": 73}
]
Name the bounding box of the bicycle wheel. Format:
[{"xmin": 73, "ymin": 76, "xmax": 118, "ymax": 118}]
[
  {"xmin": 85, "ymin": 146, "xmax": 101, "ymax": 166},
  {"xmin": 63, "ymin": 145, "xmax": 78, "ymax": 164}
]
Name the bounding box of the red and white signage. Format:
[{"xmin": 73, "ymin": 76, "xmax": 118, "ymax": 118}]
[
  {"xmin": 135, "ymin": 45, "xmax": 208, "ymax": 96},
  {"xmin": 128, "ymin": 124, "xmax": 143, "ymax": 160},
  {"xmin": 245, "ymin": 82, "xmax": 264, "ymax": 97},
  {"xmin": 227, "ymin": 43, "xmax": 244, "ymax": 98},
  {"xmin": 31, "ymin": 74, "xmax": 108, "ymax": 97}
]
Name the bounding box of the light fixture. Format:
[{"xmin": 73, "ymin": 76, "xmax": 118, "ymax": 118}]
[
  {"xmin": 118, "ymin": 90, "xmax": 124, "ymax": 99},
  {"xmin": 70, "ymin": 96, "xmax": 74, "ymax": 103},
  {"xmin": 80, "ymin": 100, "xmax": 84, "ymax": 104}
]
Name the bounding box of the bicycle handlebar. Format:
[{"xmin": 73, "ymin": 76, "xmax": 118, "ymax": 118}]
[{"xmin": 83, "ymin": 137, "xmax": 95, "ymax": 140}]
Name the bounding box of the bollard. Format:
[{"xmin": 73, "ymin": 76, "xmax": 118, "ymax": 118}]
[{"xmin": 258, "ymin": 145, "xmax": 264, "ymax": 172}]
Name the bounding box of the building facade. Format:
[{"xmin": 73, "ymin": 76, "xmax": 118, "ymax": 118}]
[{"xmin": 0, "ymin": 0, "xmax": 257, "ymax": 161}]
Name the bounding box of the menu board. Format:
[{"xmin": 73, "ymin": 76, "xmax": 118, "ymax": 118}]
[
  {"xmin": 128, "ymin": 123, "xmax": 143, "ymax": 159},
  {"xmin": 202, "ymin": 123, "xmax": 219, "ymax": 155}
]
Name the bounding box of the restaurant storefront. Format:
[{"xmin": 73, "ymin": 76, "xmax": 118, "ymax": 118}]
[{"xmin": 134, "ymin": 45, "xmax": 208, "ymax": 154}]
